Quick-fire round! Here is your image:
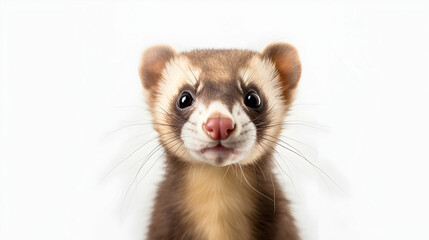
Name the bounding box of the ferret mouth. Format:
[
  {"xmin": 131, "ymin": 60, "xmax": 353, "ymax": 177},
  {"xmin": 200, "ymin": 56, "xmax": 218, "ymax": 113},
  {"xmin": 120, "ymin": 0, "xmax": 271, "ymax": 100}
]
[{"xmin": 200, "ymin": 144, "xmax": 240, "ymax": 154}]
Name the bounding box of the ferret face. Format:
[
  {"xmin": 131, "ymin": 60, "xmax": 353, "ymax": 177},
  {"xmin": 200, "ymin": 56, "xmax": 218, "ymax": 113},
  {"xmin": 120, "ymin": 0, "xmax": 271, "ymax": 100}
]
[{"xmin": 139, "ymin": 43, "xmax": 301, "ymax": 166}]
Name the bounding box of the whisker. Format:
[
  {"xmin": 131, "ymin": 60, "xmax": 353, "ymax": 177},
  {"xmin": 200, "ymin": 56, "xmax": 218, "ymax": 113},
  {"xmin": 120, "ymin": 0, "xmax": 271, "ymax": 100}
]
[
  {"xmin": 238, "ymin": 163, "xmax": 273, "ymax": 202},
  {"xmin": 257, "ymin": 141, "xmax": 296, "ymax": 191},
  {"xmin": 260, "ymin": 136, "xmax": 343, "ymax": 192},
  {"xmin": 250, "ymin": 145, "xmax": 269, "ymax": 182},
  {"xmin": 251, "ymin": 118, "xmax": 327, "ymax": 132},
  {"xmin": 222, "ymin": 165, "xmax": 231, "ymax": 181},
  {"xmin": 103, "ymin": 131, "xmax": 176, "ymax": 180},
  {"xmin": 270, "ymin": 170, "xmax": 276, "ymax": 214},
  {"xmin": 284, "ymin": 120, "xmax": 328, "ymax": 130},
  {"xmin": 121, "ymin": 137, "xmax": 182, "ymax": 211},
  {"xmin": 277, "ymin": 134, "xmax": 317, "ymax": 153},
  {"xmin": 125, "ymin": 136, "xmax": 180, "ymax": 196},
  {"xmin": 262, "ymin": 136, "xmax": 308, "ymax": 162},
  {"xmin": 137, "ymin": 140, "xmax": 183, "ymax": 187},
  {"xmin": 254, "ymin": 161, "xmax": 266, "ymax": 182},
  {"xmin": 252, "ymin": 165, "xmax": 258, "ymax": 184},
  {"xmin": 102, "ymin": 122, "xmax": 179, "ymax": 140},
  {"xmin": 273, "ymin": 157, "xmax": 297, "ymax": 193}
]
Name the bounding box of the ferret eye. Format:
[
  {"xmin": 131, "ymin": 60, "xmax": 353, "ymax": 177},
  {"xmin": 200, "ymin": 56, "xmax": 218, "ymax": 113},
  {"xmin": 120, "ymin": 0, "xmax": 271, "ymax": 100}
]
[
  {"xmin": 244, "ymin": 91, "xmax": 261, "ymax": 109},
  {"xmin": 177, "ymin": 91, "xmax": 194, "ymax": 109}
]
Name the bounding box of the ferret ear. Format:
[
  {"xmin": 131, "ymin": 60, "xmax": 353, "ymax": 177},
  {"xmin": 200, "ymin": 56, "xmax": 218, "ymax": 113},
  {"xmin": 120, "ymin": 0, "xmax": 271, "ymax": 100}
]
[
  {"xmin": 138, "ymin": 44, "xmax": 176, "ymax": 98},
  {"xmin": 262, "ymin": 42, "xmax": 302, "ymax": 97}
]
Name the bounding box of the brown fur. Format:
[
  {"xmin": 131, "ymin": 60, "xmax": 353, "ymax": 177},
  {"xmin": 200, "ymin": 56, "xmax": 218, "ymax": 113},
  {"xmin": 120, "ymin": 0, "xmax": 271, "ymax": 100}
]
[
  {"xmin": 183, "ymin": 49, "xmax": 255, "ymax": 83},
  {"xmin": 139, "ymin": 42, "xmax": 302, "ymax": 240},
  {"xmin": 147, "ymin": 155, "xmax": 300, "ymax": 240},
  {"xmin": 138, "ymin": 45, "xmax": 176, "ymax": 107},
  {"xmin": 262, "ymin": 43, "xmax": 302, "ymax": 101}
]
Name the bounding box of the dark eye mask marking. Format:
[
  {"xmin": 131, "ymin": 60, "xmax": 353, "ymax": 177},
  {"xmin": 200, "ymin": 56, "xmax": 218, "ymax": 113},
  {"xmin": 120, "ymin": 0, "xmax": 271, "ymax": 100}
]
[{"xmin": 240, "ymin": 82, "xmax": 269, "ymax": 142}]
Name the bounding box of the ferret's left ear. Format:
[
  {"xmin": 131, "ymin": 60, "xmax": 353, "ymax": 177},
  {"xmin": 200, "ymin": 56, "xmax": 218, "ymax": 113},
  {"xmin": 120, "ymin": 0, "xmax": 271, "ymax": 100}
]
[{"xmin": 262, "ymin": 42, "xmax": 302, "ymax": 96}]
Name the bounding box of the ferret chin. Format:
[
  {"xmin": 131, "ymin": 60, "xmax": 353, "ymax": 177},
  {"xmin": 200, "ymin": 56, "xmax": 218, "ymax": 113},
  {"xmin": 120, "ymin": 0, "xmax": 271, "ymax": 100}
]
[{"xmin": 138, "ymin": 42, "xmax": 302, "ymax": 240}]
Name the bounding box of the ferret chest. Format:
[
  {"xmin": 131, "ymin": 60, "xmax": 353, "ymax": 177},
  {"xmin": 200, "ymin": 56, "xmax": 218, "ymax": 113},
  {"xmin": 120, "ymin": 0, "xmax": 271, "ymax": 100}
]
[{"xmin": 182, "ymin": 165, "xmax": 256, "ymax": 240}]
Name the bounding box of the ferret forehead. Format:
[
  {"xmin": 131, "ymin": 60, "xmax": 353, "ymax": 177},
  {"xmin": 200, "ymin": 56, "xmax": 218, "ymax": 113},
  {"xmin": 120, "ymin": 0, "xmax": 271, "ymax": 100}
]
[{"xmin": 181, "ymin": 49, "xmax": 256, "ymax": 83}]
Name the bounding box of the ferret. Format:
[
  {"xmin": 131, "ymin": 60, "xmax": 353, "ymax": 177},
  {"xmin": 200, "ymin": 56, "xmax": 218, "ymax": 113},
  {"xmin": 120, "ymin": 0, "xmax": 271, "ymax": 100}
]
[{"xmin": 138, "ymin": 42, "xmax": 302, "ymax": 240}]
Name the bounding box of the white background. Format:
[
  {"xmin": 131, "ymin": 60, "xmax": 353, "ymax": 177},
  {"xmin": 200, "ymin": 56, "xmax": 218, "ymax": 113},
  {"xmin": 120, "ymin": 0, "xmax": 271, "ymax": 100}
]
[{"xmin": 1, "ymin": 1, "xmax": 429, "ymax": 239}]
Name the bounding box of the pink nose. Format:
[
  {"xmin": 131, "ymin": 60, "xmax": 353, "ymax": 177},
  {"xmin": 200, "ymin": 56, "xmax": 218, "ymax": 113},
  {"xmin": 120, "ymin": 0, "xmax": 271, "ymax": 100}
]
[{"xmin": 204, "ymin": 118, "xmax": 234, "ymax": 140}]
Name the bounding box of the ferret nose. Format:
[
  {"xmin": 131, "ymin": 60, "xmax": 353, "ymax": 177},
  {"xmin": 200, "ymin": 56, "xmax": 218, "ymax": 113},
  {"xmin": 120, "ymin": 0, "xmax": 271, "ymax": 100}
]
[{"xmin": 204, "ymin": 117, "xmax": 234, "ymax": 140}]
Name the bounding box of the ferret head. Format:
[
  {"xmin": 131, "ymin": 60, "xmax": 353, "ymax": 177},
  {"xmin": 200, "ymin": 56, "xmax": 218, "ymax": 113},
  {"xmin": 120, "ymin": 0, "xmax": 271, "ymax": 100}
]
[{"xmin": 138, "ymin": 43, "xmax": 301, "ymax": 167}]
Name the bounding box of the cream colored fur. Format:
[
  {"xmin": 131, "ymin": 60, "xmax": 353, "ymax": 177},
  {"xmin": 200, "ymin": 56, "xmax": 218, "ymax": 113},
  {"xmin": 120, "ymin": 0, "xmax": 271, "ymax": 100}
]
[{"xmin": 182, "ymin": 164, "xmax": 256, "ymax": 240}]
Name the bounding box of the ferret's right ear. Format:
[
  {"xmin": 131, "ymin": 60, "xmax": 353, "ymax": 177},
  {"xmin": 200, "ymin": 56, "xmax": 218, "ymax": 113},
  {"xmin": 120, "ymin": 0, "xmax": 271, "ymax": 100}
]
[{"xmin": 138, "ymin": 45, "xmax": 176, "ymax": 99}]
